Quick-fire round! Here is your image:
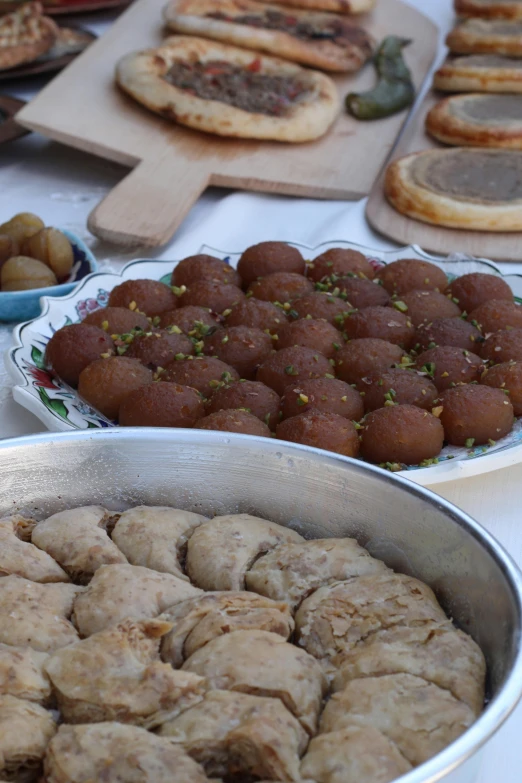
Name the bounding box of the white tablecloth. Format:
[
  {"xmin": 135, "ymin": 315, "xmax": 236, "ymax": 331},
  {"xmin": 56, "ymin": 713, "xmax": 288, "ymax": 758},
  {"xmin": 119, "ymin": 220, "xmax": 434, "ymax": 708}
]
[{"xmin": 1, "ymin": 2, "xmax": 522, "ymax": 778}]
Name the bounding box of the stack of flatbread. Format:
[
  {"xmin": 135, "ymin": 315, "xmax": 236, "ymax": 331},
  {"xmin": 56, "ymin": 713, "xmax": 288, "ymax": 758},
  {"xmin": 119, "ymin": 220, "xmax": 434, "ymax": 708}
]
[
  {"xmin": 0, "ymin": 1, "xmax": 93, "ymax": 74},
  {"xmin": 384, "ymin": 0, "xmax": 522, "ymax": 232},
  {"xmin": 115, "ymin": 0, "xmax": 377, "ymax": 143}
]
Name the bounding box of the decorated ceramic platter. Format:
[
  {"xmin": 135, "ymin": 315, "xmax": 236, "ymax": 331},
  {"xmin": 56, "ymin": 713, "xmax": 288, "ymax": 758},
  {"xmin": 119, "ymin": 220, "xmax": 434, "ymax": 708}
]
[{"xmin": 6, "ymin": 241, "xmax": 522, "ymax": 487}]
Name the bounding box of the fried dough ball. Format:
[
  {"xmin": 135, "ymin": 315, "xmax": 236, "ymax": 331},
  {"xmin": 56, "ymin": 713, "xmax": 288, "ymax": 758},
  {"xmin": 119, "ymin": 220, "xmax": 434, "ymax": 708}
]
[
  {"xmin": 335, "ymin": 339, "xmax": 407, "ymax": 389},
  {"xmin": 291, "ymin": 291, "xmax": 350, "ymax": 326},
  {"xmin": 0, "ymin": 234, "xmax": 19, "ymax": 269},
  {"xmin": 414, "ymin": 317, "xmax": 482, "ymax": 355},
  {"xmin": 78, "ymin": 357, "xmax": 153, "ymax": 420},
  {"xmin": 237, "ymin": 241, "xmax": 305, "ymax": 286},
  {"xmin": 83, "ymin": 306, "xmax": 150, "ymax": 334},
  {"xmin": 468, "ymin": 300, "xmax": 522, "ymax": 334},
  {"xmin": 343, "ymin": 306, "xmax": 415, "ymax": 350},
  {"xmin": 360, "ymin": 405, "xmax": 444, "ymax": 465},
  {"xmin": 280, "ymin": 378, "xmax": 363, "ymax": 422},
  {"xmin": 205, "ymin": 380, "xmax": 280, "ymax": 430},
  {"xmin": 335, "ymin": 277, "xmax": 390, "ymax": 309},
  {"xmin": 0, "ymin": 212, "xmax": 44, "ymax": 244},
  {"xmin": 397, "ymin": 289, "xmax": 461, "ymax": 327},
  {"xmin": 361, "ymin": 368, "xmax": 438, "ymax": 413},
  {"xmin": 119, "ymin": 382, "xmax": 204, "ymax": 428},
  {"xmin": 276, "ymin": 411, "xmax": 360, "ymax": 458},
  {"xmin": 248, "ymin": 272, "xmax": 313, "ymax": 304},
  {"xmin": 45, "ymin": 323, "xmax": 114, "ymax": 387},
  {"xmin": 414, "ymin": 346, "xmax": 484, "ymax": 392},
  {"xmin": 108, "ymin": 279, "xmax": 177, "ymax": 316},
  {"xmin": 125, "ymin": 330, "xmax": 194, "ymax": 370},
  {"xmin": 171, "ymin": 254, "xmax": 241, "ymax": 288},
  {"xmin": 257, "ymin": 346, "xmax": 332, "ymax": 396},
  {"xmin": 197, "ymin": 409, "xmax": 272, "ymax": 437},
  {"xmin": 22, "ymin": 227, "xmax": 74, "ymax": 280},
  {"xmin": 439, "ymin": 385, "xmax": 514, "ymax": 446},
  {"xmin": 481, "ymin": 328, "xmax": 522, "ymax": 364},
  {"xmin": 307, "ymin": 248, "xmax": 375, "ymax": 282},
  {"xmin": 277, "ymin": 318, "xmax": 342, "ymax": 359},
  {"xmin": 224, "ymin": 298, "xmax": 288, "ymax": 336},
  {"xmin": 161, "ymin": 356, "xmax": 239, "ymax": 396},
  {"xmin": 376, "ymin": 259, "xmax": 447, "ymax": 295},
  {"xmin": 179, "ymin": 279, "xmax": 245, "ymax": 313},
  {"xmin": 481, "ymin": 362, "xmax": 522, "ymax": 415},
  {"xmin": 158, "ymin": 306, "xmax": 221, "ymax": 336},
  {"xmin": 1, "ymin": 256, "xmax": 57, "ymax": 291},
  {"xmin": 446, "ymin": 272, "xmax": 513, "ymax": 314},
  {"xmin": 203, "ymin": 326, "xmax": 273, "ymax": 379}
]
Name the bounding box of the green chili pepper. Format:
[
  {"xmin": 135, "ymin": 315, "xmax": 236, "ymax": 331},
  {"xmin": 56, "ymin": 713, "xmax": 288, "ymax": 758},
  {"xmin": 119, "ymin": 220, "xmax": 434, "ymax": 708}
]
[{"xmin": 345, "ymin": 36, "xmax": 415, "ymax": 121}]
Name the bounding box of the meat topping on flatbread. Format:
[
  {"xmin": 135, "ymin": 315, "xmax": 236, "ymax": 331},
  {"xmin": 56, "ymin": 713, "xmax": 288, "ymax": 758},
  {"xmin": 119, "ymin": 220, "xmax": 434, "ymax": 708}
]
[{"xmin": 165, "ymin": 58, "xmax": 312, "ymax": 116}]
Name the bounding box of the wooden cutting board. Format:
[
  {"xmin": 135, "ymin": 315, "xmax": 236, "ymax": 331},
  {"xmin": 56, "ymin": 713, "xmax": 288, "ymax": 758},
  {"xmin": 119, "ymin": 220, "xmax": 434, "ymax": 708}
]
[
  {"xmin": 16, "ymin": 0, "xmax": 438, "ymax": 247},
  {"xmin": 366, "ymin": 89, "xmax": 522, "ymax": 262}
]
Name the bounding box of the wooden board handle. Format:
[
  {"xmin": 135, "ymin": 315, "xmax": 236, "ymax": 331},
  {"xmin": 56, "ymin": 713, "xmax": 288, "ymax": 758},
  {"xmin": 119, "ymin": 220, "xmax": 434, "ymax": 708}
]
[{"xmin": 87, "ymin": 155, "xmax": 210, "ymax": 248}]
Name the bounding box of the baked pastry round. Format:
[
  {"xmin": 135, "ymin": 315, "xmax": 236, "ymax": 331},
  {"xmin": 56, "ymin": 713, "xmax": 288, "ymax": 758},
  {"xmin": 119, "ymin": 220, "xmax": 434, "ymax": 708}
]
[
  {"xmin": 384, "ymin": 148, "xmax": 522, "ymax": 231},
  {"xmin": 434, "ymin": 54, "xmax": 522, "ymax": 93},
  {"xmin": 447, "ymin": 18, "xmax": 522, "ymax": 56},
  {"xmin": 426, "ymin": 93, "xmax": 522, "ymax": 148},
  {"xmin": 455, "ymin": 0, "xmax": 522, "ymax": 20}
]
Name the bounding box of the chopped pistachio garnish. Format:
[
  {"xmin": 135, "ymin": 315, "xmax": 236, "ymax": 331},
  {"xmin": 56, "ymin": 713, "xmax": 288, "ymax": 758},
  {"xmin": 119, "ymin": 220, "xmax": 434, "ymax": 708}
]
[
  {"xmin": 488, "ymin": 439, "xmax": 496, "ymax": 447},
  {"xmin": 419, "ymin": 457, "xmax": 439, "ymax": 467},
  {"xmin": 297, "ymin": 394, "xmax": 309, "ymax": 406},
  {"xmin": 431, "ymin": 406, "xmax": 443, "ymax": 418},
  {"xmin": 171, "ymin": 285, "xmax": 187, "ymax": 297},
  {"xmin": 283, "ymin": 302, "xmax": 291, "ymax": 311},
  {"xmin": 333, "ymin": 342, "xmax": 341, "ymax": 351},
  {"xmin": 285, "ymin": 365, "xmax": 299, "ymax": 376},
  {"xmin": 384, "ymin": 400, "xmax": 396, "ymax": 407},
  {"xmin": 222, "ymin": 308, "xmax": 232, "ymax": 317},
  {"xmin": 441, "ymin": 371, "xmax": 449, "ymax": 378},
  {"xmin": 167, "ymin": 325, "xmax": 182, "ymax": 334},
  {"xmin": 353, "ymin": 421, "xmax": 362, "ymax": 430},
  {"xmin": 341, "ymin": 395, "xmax": 348, "ymax": 402},
  {"xmin": 100, "ymin": 352, "xmax": 112, "ymax": 359},
  {"xmin": 221, "ymin": 371, "xmax": 234, "ymax": 382},
  {"xmin": 393, "ymin": 301, "xmax": 408, "ymax": 313},
  {"xmin": 325, "ymin": 373, "xmax": 335, "ymax": 380},
  {"xmin": 222, "ymin": 335, "xmax": 229, "ymax": 344},
  {"xmin": 465, "ymin": 438, "xmax": 475, "ymax": 449},
  {"xmin": 264, "ymin": 413, "xmax": 271, "ymax": 426}
]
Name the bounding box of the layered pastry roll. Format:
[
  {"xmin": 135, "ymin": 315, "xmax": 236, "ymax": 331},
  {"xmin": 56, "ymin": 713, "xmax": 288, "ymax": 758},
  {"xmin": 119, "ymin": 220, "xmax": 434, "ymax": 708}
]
[
  {"xmin": 158, "ymin": 689, "xmax": 307, "ymax": 781},
  {"xmin": 182, "ymin": 629, "xmax": 327, "ymax": 735},
  {"xmin": 72, "ymin": 563, "xmax": 202, "ymax": 636},
  {"xmin": 0, "ymin": 695, "xmax": 57, "ymax": 782},
  {"xmin": 186, "ymin": 514, "xmax": 303, "ymax": 591},
  {"xmin": 0, "ymin": 516, "xmax": 69, "ymax": 583},
  {"xmin": 0, "ymin": 576, "xmax": 82, "ymax": 653},
  {"xmin": 44, "ymin": 722, "xmax": 210, "ymax": 783},
  {"xmin": 45, "ymin": 618, "xmax": 206, "ymax": 728},
  {"xmin": 31, "ymin": 506, "xmax": 127, "ymax": 584},
  {"xmin": 0, "ymin": 643, "xmax": 51, "ymax": 704},
  {"xmin": 111, "ymin": 506, "xmax": 209, "ymax": 579},
  {"xmin": 160, "ymin": 591, "xmax": 294, "ymax": 667}
]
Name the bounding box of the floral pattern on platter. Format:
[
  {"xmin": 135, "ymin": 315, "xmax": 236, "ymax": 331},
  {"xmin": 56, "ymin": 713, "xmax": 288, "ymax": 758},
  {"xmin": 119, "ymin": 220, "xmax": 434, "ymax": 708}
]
[{"xmin": 7, "ymin": 243, "xmax": 522, "ymax": 486}]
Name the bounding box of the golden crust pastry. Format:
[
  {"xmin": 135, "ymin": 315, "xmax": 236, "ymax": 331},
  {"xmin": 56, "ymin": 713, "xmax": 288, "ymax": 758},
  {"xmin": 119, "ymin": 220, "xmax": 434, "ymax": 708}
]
[
  {"xmin": 300, "ymin": 725, "xmax": 412, "ymax": 783},
  {"xmin": 384, "ymin": 148, "xmax": 522, "ymax": 231},
  {"xmin": 111, "ymin": 505, "xmax": 208, "ymax": 579},
  {"xmin": 447, "ymin": 18, "xmax": 522, "ymax": 56},
  {"xmin": 0, "ymin": 694, "xmax": 56, "ymax": 782},
  {"xmin": 31, "ymin": 506, "xmax": 127, "ymax": 584},
  {"xmin": 116, "ymin": 36, "xmax": 340, "ymax": 143},
  {"xmin": 182, "ymin": 629, "xmax": 328, "ymax": 735},
  {"xmin": 257, "ymin": 0, "xmax": 377, "ymax": 13},
  {"xmin": 455, "ymin": 0, "xmax": 522, "ymax": 20},
  {"xmin": 319, "ymin": 673, "xmax": 476, "ymax": 765},
  {"xmin": 246, "ymin": 537, "xmax": 389, "ymax": 609},
  {"xmin": 331, "ymin": 624, "xmax": 486, "ymax": 715},
  {"xmin": 186, "ymin": 513, "xmax": 303, "ymax": 590},
  {"xmin": 0, "ymin": 1, "xmax": 57, "ymax": 71},
  {"xmin": 43, "ymin": 722, "xmax": 210, "ymax": 783},
  {"xmin": 0, "ymin": 576, "xmax": 82, "ymax": 653},
  {"xmin": 434, "ymin": 54, "xmax": 522, "ymax": 93},
  {"xmin": 0, "ymin": 515, "xmax": 69, "ymax": 583},
  {"xmin": 0, "ymin": 643, "xmax": 51, "ymax": 704},
  {"xmin": 45, "ymin": 618, "xmax": 206, "ymax": 728},
  {"xmin": 295, "ymin": 572, "xmax": 448, "ymax": 671},
  {"xmin": 72, "ymin": 563, "xmax": 202, "ymax": 637},
  {"xmin": 160, "ymin": 591, "xmax": 294, "ymax": 667},
  {"xmin": 158, "ymin": 689, "xmax": 308, "ymax": 781},
  {"xmin": 426, "ymin": 93, "xmax": 522, "ymax": 148},
  {"xmin": 163, "ymin": 0, "xmax": 374, "ymax": 72}
]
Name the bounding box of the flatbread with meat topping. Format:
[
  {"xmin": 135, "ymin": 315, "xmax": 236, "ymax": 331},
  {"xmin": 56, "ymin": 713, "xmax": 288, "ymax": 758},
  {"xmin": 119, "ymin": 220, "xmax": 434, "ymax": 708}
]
[
  {"xmin": 426, "ymin": 93, "xmax": 522, "ymax": 148},
  {"xmin": 384, "ymin": 148, "xmax": 522, "ymax": 231},
  {"xmin": 116, "ymin": 36, "xmax": 340, "ymax": 142},
  {"xmin": 163, "ymin": 0, "xmax": 374, "ymax": 72},
  {"xmin": 0, "ymin": 1, "xmax": 58, "ymax": 71},
  {"xmin": 455, "ymin": 0, "xmax": 522, "ymax": 20},
  {"xmin": 256, "ymin": 0, "xmax": 377, "ymax": 14},
  {"xmin": 434, "ymin": 54, "xmax": 522, "ymax": 93},
  {"xmin": 447, "ymin": 18, "xmax": 522, "ymax": 56}
]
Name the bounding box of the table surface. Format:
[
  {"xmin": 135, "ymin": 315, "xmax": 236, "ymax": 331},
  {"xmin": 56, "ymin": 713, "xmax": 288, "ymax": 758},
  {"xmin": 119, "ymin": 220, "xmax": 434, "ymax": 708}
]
[{"xmin": 1, "ymin": 1, "xmax": 522, "ymax": 779}]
